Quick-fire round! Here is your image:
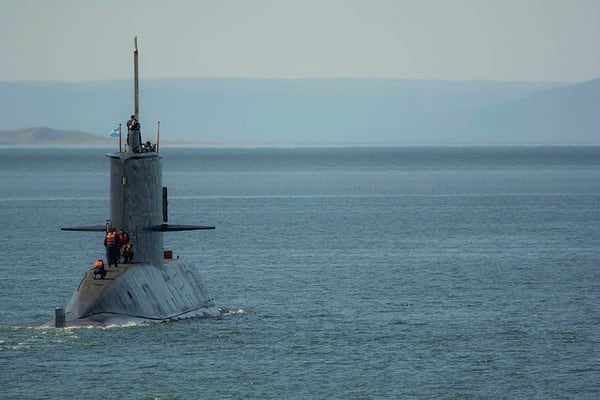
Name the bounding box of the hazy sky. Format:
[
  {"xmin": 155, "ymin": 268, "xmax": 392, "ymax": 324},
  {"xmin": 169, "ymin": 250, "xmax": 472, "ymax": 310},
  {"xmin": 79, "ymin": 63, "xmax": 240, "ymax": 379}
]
[{"xmin": 1, "ymin": 0, "xmax": 599, "ymax": 83}]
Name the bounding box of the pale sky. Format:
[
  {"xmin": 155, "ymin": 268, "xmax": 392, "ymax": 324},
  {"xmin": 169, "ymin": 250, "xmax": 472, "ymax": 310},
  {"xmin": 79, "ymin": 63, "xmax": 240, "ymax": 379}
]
[{"xmin": 1, "ymin": 0, "xmax": 599, "ymax": 83}]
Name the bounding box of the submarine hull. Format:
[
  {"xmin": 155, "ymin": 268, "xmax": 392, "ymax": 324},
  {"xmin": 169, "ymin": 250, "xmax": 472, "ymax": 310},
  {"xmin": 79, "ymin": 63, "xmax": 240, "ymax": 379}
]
[
  {"xmin": 51, "ymin": 147, "xmax": 219, "ymax": 327},
  {"xmin": 61, "ymin": 260, "xmax": 218, "ymax": 327}
]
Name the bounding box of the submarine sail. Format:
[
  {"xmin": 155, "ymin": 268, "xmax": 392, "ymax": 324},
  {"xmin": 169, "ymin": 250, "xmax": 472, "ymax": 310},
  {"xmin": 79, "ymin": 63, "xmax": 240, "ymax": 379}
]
[{"xmin": 51, "ymin": 37, "xmax": 218, "ymax": 327}]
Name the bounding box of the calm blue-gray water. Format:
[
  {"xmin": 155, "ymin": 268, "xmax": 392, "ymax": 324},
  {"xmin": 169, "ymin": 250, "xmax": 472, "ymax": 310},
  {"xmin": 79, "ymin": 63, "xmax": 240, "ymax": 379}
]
[{"xmin": 0, "ymin": 146, "xmax": 599, "ymax": 399}]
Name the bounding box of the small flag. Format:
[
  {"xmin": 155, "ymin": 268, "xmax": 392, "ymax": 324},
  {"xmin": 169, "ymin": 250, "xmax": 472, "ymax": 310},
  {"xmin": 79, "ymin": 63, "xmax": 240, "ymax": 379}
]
[{"xmin": 110, "ymin": 126, "xmax": 120, "ymax": 138}]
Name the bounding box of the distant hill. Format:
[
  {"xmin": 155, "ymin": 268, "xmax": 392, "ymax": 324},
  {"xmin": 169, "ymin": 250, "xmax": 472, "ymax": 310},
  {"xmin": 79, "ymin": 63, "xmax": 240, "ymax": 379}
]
[
  {"xmin": 420, "ymin": 78, "xmax": 600, "ymax": 144},
  {"xmin": 0, "ymin": 127, "xmax": 112, "ymax": 146},
  {"xmin": 0, "ymin": 77, "xmax": 597, "ymax": 145}
]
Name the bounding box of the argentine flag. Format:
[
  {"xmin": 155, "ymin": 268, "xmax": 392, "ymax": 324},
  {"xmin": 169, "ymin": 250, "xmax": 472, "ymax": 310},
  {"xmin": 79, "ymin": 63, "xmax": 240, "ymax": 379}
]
[{"xmin": 110, "ymin": 126, "xmax": 120, "ymax": 138}]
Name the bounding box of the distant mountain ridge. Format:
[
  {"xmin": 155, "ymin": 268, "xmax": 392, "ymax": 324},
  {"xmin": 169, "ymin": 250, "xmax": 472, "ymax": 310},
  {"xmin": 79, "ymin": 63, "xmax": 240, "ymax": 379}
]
[
  {"xmin": 415, "ymin": 78, "xmax": 600, "ymax": 144},
  {"xmin": 0, "ymin": 77, "xmax": 597, "ymax": 145},
  {"xmin": 0, "ymin": 127, "xmax": 111, "ymax": 146}
]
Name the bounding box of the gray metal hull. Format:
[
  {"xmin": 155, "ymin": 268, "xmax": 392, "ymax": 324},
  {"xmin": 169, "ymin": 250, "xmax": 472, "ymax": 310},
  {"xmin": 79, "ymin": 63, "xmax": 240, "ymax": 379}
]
[
  {"xmin": 53, "ymin": 151, "xmax": 219, "ymax": 327},
  {"xmin": 63, "ymin": 260, "xmax": 218, "ymax": 326}
]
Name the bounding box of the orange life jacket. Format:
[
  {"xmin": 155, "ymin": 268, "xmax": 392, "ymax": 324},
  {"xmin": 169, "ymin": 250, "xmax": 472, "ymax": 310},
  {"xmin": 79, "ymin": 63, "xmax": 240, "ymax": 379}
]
[
  {"xmin": 119, "ymin": 232, "xmax": 129, "ymax": 245},
  {"xmin": 105, "ymin": 232, "xmax": 117, "ymax": 245},
  {"xmin": 93, "ymin": 260, "xmax": 104, "ymax": 269}
]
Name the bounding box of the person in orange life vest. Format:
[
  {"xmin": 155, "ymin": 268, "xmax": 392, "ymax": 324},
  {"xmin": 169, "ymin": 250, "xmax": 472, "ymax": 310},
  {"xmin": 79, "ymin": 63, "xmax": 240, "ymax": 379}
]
[
  {"xmin": 121, "ymin": 242, "xmax": 134, "ymax": 264},
  {"xmin": 103, "ymin": 228, "xmax": 120, "ymax": 267},
  {"xmin": 118, "ymin": 229, "xmax": 129, "ymax": 246},
  {"xmin": 93, "ymin": 259, "xmax": 107, "ymax": 279},
  {"xmin": 118, "ymin": 229, "xmax": 130, "ymax": 263}
]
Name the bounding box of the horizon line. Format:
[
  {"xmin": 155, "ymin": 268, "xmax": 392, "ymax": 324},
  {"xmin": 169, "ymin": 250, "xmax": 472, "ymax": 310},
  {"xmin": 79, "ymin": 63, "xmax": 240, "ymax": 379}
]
[{"xmin": 0, "ymin": 75, "xmax": 591, "ymax": 85}]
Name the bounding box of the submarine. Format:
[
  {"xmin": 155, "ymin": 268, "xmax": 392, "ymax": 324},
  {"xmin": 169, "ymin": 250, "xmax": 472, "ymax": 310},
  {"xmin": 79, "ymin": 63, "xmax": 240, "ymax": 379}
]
[{"xmin": 51, "ymin": 37, "xmax": 219, "ymax": 327}]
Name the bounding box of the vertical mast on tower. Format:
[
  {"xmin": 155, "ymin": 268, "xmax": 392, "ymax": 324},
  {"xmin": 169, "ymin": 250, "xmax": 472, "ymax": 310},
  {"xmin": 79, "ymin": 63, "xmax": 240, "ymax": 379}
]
[{"xmin": 134, "ymin": 36, "xmax": 139, "ymax": 120}]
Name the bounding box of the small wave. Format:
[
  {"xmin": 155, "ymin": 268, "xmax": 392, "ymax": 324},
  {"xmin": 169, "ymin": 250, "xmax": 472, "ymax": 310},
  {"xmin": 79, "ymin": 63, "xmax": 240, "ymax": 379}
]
[{"xmin": 218, "ymin": 307, "xmax": 245, "ymax": 316}]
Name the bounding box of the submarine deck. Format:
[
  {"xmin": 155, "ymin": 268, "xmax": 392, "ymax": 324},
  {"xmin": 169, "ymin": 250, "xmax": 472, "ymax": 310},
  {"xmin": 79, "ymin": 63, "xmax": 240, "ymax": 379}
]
[
  {"xmin": 65, "ymin": 257, "xmax": 218, "ymax": 326},
  {"xmin": 75, "ymin": 263, "xmax": 135, "ymax": 307},
  {"xmin": 76, "ymin": 260, "xmax": 182, "ymax": 304}
]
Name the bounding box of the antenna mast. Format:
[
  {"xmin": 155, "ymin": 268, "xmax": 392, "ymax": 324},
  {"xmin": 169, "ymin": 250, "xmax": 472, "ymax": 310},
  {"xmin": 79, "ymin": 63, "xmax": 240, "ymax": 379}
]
[{"xmin": 134, "ymin": 36, "xmax": 139, "ymax": 120}]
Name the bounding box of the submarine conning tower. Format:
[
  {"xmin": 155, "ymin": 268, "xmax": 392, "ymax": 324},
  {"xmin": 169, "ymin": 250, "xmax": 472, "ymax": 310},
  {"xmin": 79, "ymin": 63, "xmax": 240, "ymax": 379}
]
[
  {"xmin": 109, "ymin": 35, "xmax": 164, "ymax": 265},
  {"xmin": 109, "ymin": 151, "xmax": 163, "ymax": 265}
]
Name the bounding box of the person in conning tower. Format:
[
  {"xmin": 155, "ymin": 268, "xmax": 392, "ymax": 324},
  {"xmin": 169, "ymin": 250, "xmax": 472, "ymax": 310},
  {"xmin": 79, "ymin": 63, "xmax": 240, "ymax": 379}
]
[
  {"xmin": 126, "ymin": 115, "xmax": 135, "ymax": 130},
  {"xmin": 126, "ymin": 114, "xmax": 142, "ymax": 153}
]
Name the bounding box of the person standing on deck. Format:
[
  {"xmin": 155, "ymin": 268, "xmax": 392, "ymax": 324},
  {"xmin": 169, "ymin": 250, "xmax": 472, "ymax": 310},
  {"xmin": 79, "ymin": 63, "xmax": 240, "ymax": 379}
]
[
  {"xmin": 103, "ymin": 229, "xmax": 120, "ymax": 267},
  {"xmin": 118, "ymin": 229, "xmax": 130, "ymax": 263},
  {"xmin": 121, "ymin": 242, "xmax": 134, "ymax": 264}
]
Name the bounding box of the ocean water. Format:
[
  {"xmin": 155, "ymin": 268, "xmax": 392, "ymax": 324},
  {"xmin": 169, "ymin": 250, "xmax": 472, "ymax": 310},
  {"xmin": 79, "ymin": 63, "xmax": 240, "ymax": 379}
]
[{"xmin": 0, "ymin": 146, "xmax": 599, "ymax": 399}]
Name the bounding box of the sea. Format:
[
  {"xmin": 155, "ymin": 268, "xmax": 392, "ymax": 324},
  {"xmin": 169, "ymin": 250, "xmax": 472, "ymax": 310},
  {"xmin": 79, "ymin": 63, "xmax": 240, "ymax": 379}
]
[{"xmin": 0, "ymin": 145, "xmax": 598, "ymax": 399}]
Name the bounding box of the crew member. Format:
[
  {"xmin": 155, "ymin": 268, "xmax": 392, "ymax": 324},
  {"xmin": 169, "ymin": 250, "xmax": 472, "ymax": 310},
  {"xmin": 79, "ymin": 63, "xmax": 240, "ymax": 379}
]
[
  {"xmin": 118, "ymin": 229, "xmax": 130, "ymax": 263},
  {"xmin": 93, "ymin": 259, "xmax": 107, "ymax": 280},
  {"xmin": 126, "ymin": 115, "xmax": 136, "ymax": 130},
  {"xmin": 103, "ymin": 228, "xmax": 120, "ymax": 267},
  {"xmin": 126, "ymin": 115, "xmax": 142, "ymax": 153},
  {"xmin": 118, "ymin": 229, "xmax": 129, "ymax": 247},
  {"xmin": 121, "ymin": 242, "xmax": 134, "ymax": 264}
]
